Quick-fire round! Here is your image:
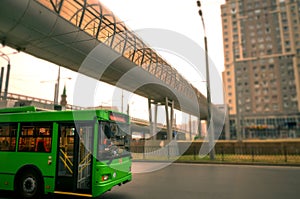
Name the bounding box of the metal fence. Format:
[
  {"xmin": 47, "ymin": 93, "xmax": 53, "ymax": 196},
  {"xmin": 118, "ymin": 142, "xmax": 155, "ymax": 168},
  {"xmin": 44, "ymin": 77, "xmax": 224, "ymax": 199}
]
[{"xmin": 130, "ymin": 142, "xmax": 300, "ymax": 165}]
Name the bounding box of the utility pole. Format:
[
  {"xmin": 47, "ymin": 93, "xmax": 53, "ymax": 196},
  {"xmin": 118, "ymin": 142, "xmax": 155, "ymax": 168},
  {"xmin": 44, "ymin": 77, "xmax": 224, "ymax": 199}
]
[
  {"xmin": 40, "ymin": 66, "xmax": 71, "ymax": 109},
  {"xmin": 196, "ymin": 0, "xmax": 215, "ymax": 160},
  {"xmin": 0, "ymin": 67, "xmax": 4, "ymax": 97},
  {"xmin": 54, "ymin": 66, "xmax": 61, "ymax": 105}
]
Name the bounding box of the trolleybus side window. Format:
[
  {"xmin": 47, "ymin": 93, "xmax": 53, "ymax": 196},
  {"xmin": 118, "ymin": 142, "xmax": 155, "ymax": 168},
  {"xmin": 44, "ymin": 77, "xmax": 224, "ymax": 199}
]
[
  {"xmin": 18, "ymin": 123, "xmax": 52, "ymax": 152},
  {"xmin": 0, "ymin": 123, "xmax": 17, "ymax": 151}
]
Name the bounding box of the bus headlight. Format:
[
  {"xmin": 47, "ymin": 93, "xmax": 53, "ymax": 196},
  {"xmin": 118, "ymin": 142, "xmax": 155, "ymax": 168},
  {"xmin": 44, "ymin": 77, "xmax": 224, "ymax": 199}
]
[{"xmin": 102, "ymin": 175, "xmax": 109, "ymax": 181}]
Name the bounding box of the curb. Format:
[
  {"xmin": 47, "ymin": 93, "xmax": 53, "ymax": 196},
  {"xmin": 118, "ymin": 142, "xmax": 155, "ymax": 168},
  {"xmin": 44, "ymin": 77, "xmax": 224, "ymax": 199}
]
[{"xmin": 132, "ymin": 159, "xmax": 300, "ymax": 167}]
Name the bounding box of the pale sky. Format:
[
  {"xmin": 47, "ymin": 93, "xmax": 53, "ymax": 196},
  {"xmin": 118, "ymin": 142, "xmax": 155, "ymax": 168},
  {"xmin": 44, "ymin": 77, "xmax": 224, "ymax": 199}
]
[
  {"xmin": 0, "ymin": 0, "xmax": 225, "ymax": 122},
  {"xmin": 96, "ymin": 0, "xmax": 226, "ymax": 105},
  {"xmin": 100, "ymin": 0, "xmax": 225, "ymax": 72}
]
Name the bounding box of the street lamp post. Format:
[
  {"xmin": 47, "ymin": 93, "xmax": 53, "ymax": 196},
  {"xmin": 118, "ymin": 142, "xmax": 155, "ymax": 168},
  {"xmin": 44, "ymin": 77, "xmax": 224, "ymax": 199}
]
[
  {"xmin": 40, "ymin": 66, "xmax": 71, "ymax": 109},
  {"xmin": 0, "ymin": 49, "xmax": 19, "ymax": 100},
  {"xmin": 54, "ymin": 66, "xmax": 61, "ymax": 105},
  {"xmin": 196, "ymin": 0, "xmax": 215, "ymax": 160},
  {"xmin": 0, "ymin": 52, "xmax": 11, "ymax": 100}
]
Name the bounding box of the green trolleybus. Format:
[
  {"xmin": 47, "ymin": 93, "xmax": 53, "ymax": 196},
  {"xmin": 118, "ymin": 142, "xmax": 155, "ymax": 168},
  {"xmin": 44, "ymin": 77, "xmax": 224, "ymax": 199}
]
[{"xmin": 0, "ymin": 106, "xmax": 132, "ymax": 198}]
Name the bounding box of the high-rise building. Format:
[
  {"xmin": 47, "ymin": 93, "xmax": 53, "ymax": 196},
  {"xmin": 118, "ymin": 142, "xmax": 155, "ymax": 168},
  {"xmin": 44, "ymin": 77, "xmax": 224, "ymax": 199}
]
[{"xmin": 221, "ymin": 0, "xmax": 300, "ymax": 139}]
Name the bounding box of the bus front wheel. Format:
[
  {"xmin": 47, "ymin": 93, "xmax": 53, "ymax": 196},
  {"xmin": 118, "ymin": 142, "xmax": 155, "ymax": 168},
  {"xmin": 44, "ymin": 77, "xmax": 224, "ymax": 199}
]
[{"xmin": 17, "ymin": 169, "xmax": 43, "ymax": 198}]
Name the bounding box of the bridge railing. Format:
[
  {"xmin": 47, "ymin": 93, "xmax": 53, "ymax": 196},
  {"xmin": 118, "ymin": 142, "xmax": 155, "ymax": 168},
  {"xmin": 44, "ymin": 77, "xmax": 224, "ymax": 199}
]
[
  {"xmin": 3, "ymin": 92, "xmax": 53, "ymax": 104},
  {"xmin": 0, "ymin": 92, "xmax": 84, "ymax": 110}
]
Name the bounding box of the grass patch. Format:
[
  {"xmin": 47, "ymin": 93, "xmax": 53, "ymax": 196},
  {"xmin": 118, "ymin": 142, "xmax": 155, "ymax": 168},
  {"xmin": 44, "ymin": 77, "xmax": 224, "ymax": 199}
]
[{"xmin": 176, "ymin": 154, "xmax": 300, "ymax": 165}]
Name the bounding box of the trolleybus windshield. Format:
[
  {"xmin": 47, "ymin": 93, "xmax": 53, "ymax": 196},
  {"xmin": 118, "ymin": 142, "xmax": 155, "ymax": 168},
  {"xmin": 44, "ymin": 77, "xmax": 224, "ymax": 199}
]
[{"xmin": 97, "ymin": 121, "xmax": 131, "ymax": 161}]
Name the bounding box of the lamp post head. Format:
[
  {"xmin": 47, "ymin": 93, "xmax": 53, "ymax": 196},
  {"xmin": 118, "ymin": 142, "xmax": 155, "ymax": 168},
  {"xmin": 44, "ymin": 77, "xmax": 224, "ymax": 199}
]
[
  {"xmin": 196, "ymin": 1, "xmax": 201, "ymax": 7},
  {"xmin": 198, "ymin": 10, "xmax": 203, "ymax": 16}
]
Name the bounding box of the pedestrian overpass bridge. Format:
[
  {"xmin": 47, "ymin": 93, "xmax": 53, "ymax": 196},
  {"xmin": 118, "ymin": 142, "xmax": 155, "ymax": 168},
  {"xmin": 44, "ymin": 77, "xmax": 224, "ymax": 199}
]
[{"xmin": 0, "ymin": 0, "xmax": 225, "ymax": 138}]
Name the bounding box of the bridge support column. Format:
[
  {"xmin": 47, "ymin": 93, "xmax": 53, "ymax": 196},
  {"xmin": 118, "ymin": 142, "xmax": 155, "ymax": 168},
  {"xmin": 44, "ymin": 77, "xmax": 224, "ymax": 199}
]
[
  {"xmin": 148, "ymin": 99, "xmax": 158, "ymax": 140},
  {"xmin": 189, "ymin": 114, "xmax": 192, "ymax": 141},
  {"xmin": 165, "ymin": 97, "xmax": 174, "ymax": 140},
  {"xmin": 197, "ymin": 118, "xmax": 202, "ymax": 139},
  {"xmin": 154, "ymin": 103, "xmax": 158, "ymax": 140},
  {"xmin": 148, "ymin": 99, "xmax": 153, "ymax": 139}
]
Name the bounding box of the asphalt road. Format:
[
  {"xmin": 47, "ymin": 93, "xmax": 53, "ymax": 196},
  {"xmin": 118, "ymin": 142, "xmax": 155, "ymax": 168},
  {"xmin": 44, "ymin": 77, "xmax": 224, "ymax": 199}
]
[{"xmin": 1, "ymin": 162, "xmax": 300, "ymax": 199}]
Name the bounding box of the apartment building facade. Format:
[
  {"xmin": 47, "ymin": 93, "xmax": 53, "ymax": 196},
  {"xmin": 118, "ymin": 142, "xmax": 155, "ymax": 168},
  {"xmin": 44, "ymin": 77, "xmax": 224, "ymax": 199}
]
[{"xmin": 221, "ymin": 0, "xmax": 300, "ymax": 139}]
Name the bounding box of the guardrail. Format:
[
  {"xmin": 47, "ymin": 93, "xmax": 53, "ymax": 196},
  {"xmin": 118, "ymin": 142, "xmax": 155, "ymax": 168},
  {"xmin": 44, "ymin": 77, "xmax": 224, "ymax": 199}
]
[
  {"xmin": 0, "ymin": 92, "xmax": 84, "ymax": 110},
  {"xmin": 3, "ymin": 92, "xmax": 53, "ymax": 104}
]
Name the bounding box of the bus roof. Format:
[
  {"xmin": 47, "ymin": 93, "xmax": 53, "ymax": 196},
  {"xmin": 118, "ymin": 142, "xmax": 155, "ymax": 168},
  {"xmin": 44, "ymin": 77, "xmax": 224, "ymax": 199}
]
[
  {"xmin": 0, "ymin": 106, "xmax": 130, "ymax": 123},
  {"xmin": 0, "ymin": 106, "xmax": 36, "ymax": 113}
]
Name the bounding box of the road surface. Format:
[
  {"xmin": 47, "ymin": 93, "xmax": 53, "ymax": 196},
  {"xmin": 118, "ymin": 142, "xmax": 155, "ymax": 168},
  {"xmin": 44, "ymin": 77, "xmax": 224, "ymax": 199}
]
[{"xmin": 1, "ymin": 162, "xmax": 300, "ymax": 199}]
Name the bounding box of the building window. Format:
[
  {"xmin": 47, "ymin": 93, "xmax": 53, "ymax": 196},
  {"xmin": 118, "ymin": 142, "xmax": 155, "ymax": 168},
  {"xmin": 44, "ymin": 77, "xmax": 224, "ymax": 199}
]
[{"xmin": 273, "ymin": 104, "xmax": 279, "ymax": 111}]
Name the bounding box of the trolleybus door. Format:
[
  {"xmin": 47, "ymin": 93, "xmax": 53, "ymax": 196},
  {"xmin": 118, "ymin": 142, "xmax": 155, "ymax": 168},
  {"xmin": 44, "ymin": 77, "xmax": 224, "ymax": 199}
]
[{"xmin": 56, "ymin": 123, "xmax": 93, "ymax": 193}]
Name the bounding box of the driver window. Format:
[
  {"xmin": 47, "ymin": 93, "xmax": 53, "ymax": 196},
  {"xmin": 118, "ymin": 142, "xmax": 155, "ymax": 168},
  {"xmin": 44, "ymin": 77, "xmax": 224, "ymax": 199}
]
[{"xmin": 104, "ymin": 123, "xmax": 112, "ymax": 139}]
